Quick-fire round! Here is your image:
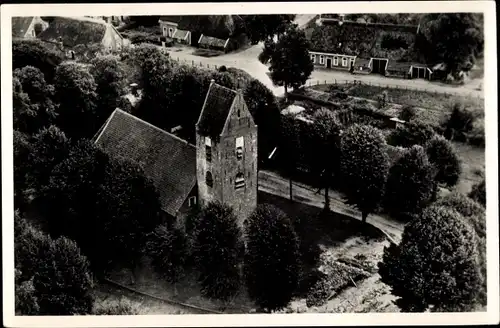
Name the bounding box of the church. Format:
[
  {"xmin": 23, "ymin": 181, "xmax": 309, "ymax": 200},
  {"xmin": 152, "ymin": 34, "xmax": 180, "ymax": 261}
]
[{"xmin": 93, "ymin": 80, "xmax": 258, "ymax": 227}]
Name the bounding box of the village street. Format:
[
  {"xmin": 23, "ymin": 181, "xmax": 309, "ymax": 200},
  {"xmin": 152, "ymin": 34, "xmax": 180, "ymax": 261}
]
[
  {"xmin": 166, "ymin": 43, "xmax": 484, "ymax": 99},
  {"xmin": 257, "ymin": 170, "xmax": 404, "ymax": 244}
]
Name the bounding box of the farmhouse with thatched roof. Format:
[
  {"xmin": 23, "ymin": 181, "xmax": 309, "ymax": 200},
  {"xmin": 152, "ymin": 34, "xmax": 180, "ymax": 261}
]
[
  {"xmin": 37, "ymin": 16, "xmax": 125, "ymax": 59},
  {"xmin": 11, "ymin": 17, "xmax": 49, "ymax": 39}
]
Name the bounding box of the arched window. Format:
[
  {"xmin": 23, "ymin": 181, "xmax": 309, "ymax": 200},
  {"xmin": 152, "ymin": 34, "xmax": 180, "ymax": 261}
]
[
  {"xmin": 206, "ymin": 171, "xmax": 213, "ymax": 188},
  {"xmin": 235, "ymin": 172, "xmax": 245, "ymax": 189}
]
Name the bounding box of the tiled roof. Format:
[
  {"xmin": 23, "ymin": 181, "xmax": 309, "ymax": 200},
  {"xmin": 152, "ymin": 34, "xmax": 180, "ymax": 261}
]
[
  {"xmin": 173, "ymin": 29, "xmax": 190, "ymax": 40},
  {"xmin": 12, "ymin": 17, "xmax": 34, "ymax": 37},
  {"xmin": 197, "ymin": 81, "xmax": 237, "ymax": 139},
  {"xmin": 386, "ymin": 61, "xmax": 412, "ymax": 72},
  {"xmin": 37, "ymin": 16, "xmax": 107, "ymax": 48},
  {"xmin": 199, "ymin": 34, "xmax": 227, "ymax": 48},
  {"xmin": 94, "ymin": 109, "xmax": 197, "ymax": 217}
]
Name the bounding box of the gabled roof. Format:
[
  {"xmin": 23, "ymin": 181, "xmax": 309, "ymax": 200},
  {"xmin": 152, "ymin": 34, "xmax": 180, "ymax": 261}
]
[
  {"xmin": 159, "ymin": 16, "xmax": 183, "ymax": 24},
  {"xmin": 12, "ymin": 17, "xmax": 34, "ymax": 37},
  {"xmin": 173, "ymin": 29, "xmax": 190, "ymax": 40},
  {"xmin": 197, "ymin": 81, "xmax": 238, "ymax": 139},
  {"xmin": 37, "ymin": 16, "xmax": 108, "ymax": 48},
  {"xmin": 199, "ymin": 34, "xmax": 228, "ymax": 48},
  {"xmin": 94, "ymin": 109, "xmax": 197, "ymax": 217}
]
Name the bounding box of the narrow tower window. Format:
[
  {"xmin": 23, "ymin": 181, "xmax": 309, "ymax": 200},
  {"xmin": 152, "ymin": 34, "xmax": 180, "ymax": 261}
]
[
  {"xmin": 206, "ymin": 171, "xmax": 213, "ymax": 188},
  {"xmin": 205, "ymin": 137, "xmax": 212, "ymax": 162},
  {"xmin": 236, "ymin": 136, "xmax": 244, "ymax": 160},
  {"xmin": 235, "ymin": 173, "xmax": 245, "ymax": 189}
]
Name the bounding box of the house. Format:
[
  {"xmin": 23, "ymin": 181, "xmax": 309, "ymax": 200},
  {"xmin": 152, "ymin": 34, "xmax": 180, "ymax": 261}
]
[
  {"xmin": 352, "ymin": 58, "xmax": 372, "ymax": 74},
  {"xmin": 12, "ymin": 17, "xmax": 49, "ymax": 39},
  {"xmin": 37, "ymin": 16, "xmax": 125, "ymax": 58},
  {"xmin": 198, "ymin": 34, "xmax": 230, "ymax": 52},
  {"xmin": 158, "ymin": 17, "xmax": 192, "ymax": 45},
  {"xmin": 309, "ymin": 51, "xmax": 356, "ymax": 71},
  {"xmin": 94, "ymin": 80, "xmax": 258, "ymax": 227}
]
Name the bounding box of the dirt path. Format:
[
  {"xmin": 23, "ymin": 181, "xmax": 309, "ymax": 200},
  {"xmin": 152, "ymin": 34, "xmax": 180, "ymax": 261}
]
[
  {"xmin": 166, "ymin": 44, "xmax": 484, "ymax": 99},
  {"xmin": 258, "ymin": 170, "xmax": 404, "ymax": 243}
]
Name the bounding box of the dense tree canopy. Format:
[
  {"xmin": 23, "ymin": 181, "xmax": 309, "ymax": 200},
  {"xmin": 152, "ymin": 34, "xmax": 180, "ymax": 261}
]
[
  {"xmin": 244, "ymin": 204, "xmax": 300, "ymax": 311},
  {"xmin": 469, "ymin": 178, "xmax": 486, "ymax": 207},
  {"xmin": 418, "ymin": 13, "xmax": 484, "ymax": 74},
  {"xmin": 89, "ymin": 55, "xmax": 128, "ymax": 127},
  {"xmin": 13, "ymin": 39, "xmax": 64, "ymax": 83},
  {"xmin": 267, "ymin": 24, "xmax": 314, "ymax": 94},
  {"xmin": 241, "ymin": 15, "xmax": 296, "ymax": 43},
  {"xmin": 192, "ymin": 201, "xmax": 243, "ymax": 301},
  {"xmin": 13, "ymin": 67, "xmax": 57, "ymax": 135},
  {"xmin": 339, "ymin": 124, "xmax": 390, "ymax": 223},
  {"xmin": 39, "ymin": 140, "xmax": 162, "ymax": 274},
  {"xmin": 15, "ymin": 215, "xmax": 95, "ymax": 315},
  {"xmin": 384, "ymin": 145, "xmax": 435, "ymax": 218},
  {"xmin": 379, "ymin": 205, "xmax": 482, "ymax": 312},
  {"xmin": 388, "ymin": 121, "xmax": 436, "ymax": 147},
  {"xmin": 54, "ymin": 62, "xmax": 99, "ymax": 139}
]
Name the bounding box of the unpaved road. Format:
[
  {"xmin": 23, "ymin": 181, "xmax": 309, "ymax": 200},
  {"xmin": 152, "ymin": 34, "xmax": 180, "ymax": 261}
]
[
  {"xmin": 257, "ymin": 170, "xmax": 404, "ymax": 243},
  {"xmin": 166, "ymin": 44, "xmax": 484, "ymax": 99}
]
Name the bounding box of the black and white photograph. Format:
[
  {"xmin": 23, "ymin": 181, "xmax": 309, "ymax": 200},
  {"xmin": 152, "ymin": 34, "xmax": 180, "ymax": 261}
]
[{"xmin": 1, "ymin": 1, "xmax": 498, "ymax": 327}]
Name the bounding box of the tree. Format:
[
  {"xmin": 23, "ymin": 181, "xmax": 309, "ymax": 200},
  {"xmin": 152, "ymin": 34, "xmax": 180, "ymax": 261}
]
[
  {"xmin": 26, "ymin": 125, "xmax": 71, "ymax": 196},
  {"xmin": 267, "ymin": 24, "xmax": 314, "ymax": 94},
  {"xmin": 244, "ymin": 204, "xmax": 300, "ymax": 312},
  {"xmin": 13, "ymin": 131, "xmax": 34, "ymax": 210},
  {"xmin": 243, "ymin": 79, "xmax": 281, "ymax": 160},
  {"xmin": 278, "ymin": 115, "xmax": 302, "ymax": 200},
  {"xmin": 420, "ymin": 14, "xmax": 484, "ymax": 75},
  {"xmin": 241, "ymin": 15, "xmax": 296, "ymax": 44},
  {"xmin": 442, "ymin": 101, "xmax": 476, "ymax": 142},
  {"xmin": 33, "ymin": 236, "xmax": 95, "ymax": 315},
  {"xmin": 339, "ymin": 124, "xmax": 390, "ymax": 223},
  {"xmin": 434, "ymin": 192, "xmax": 485, "ymax": 236},
  {"xmin": 13, "ymin": 66, "xmax": 57, "ymax": 135},
  {"xmin": 15, "ymin": 215, "xmax": 95, "ymax": 315},
  {"xmin": 90, "ymin": 55, "xmax": 127, "ymax": 127},
  {"xmin": 13, "ymin": 39, "xmax": 64, "ymax": 82},
  {"xmin": 469, "ymin": 178, "xmax": 486, "ymax": 207},
  {"xmin": 376, "ymin": 90, "xmax": 389, "ymax": 110},
  {"xmin": 379, "ymin": 206, "xmax": 482, "ymax": 312},
  {"xmin": 308, "ymin": 108, "xmax": 342, "ymax": 211},
  {"xmin": 425, "ymin": 135, "xmax": 462, "ymax": 188},
  {"xmin": 388, "ymin": 121, "xmax": 436, "ymax": 147},
  {"xmin": 146, "ymin": 224, "xmax": 188, "ymax": 286},
  {"xmin": 54, "ymin": 62, "xmax": 98, "ymax": 139},
  {"xmin": 384, "ymin": 145, "xmax": 435, "ymax": 218},
  {"xmin": 192, "ymin": 201, "xmax": 242, "ymax": 301},
  {"xmin": 40, "ymin": 140, "xmax": 162, "ymax": 275}
]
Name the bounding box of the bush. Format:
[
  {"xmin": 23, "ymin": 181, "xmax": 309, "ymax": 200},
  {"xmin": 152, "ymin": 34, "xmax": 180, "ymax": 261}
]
[
  {"xmin": 218, "ymin": 65, "xmax": 227, "ymax": 72},
  {"xmin": 434, "ymin": 192, "xmax": 485, "ymax": 237},
  {"xmin": 15, "ymin": 274, "xmax": 40, "ymax": 315},
  {"xmin": 469, "ymin": 178, "xmax": 486, "ymax": 207},
  {"xmin": 93, "ymin": 297, "xmax": 140, "ymax": 315},
  {"xmin": 442, "ymin": 101, "xmax": 476, "ymax": 142},
  {"xmin": 425, "ymin": 135, "xmax": 462, "ymax": 188}
]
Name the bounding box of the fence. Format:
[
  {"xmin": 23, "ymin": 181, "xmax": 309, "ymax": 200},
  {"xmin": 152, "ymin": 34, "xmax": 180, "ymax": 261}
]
[
  {"xmin": 304, "ymin": 78, "xmax": 484, "ymax": 100},
  {"xmin": 171, "ymin": 56, "xmax": 222, "ymax": 71}
]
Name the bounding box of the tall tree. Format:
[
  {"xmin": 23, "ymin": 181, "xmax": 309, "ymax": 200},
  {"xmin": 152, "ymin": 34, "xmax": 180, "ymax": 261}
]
[
  {"xmin": 244, "ymin": 204, "xmax": 300, "ymax": 312},
  {"xmin": 54, "ymin": 62, "xmax": 98, "ymax": 139},
  {"xmin": 279, "ymin": 115, "xmax": 302, "ymax": 200},
  {"xmin": 384, "ymin": 145, "xmax": 435, "ymax": 218},
  {"xmin": 379, "ymin": 205, "xmax": 482, "ymax": 312},
  {"xmin": 13, "ymin": 66, "xmax": 57, "ymax": 135},
  {"xmin": 339, "ymin": 124, "xmax": 390, "ymax": 223},
  {"xmin": 267, "ymin": 24, "xmax": 314, "ymax": 94},
  {"xmin": 89, "ymin": 55, "xmax": 127, "ymax": 126},
  {"xmin": 420, "ymin": 13, "xmax": 484, "ymax": 75},
  {"xmin": 241, "ymin": 15, "xmax": 296, "ymax": 44},
  {"xmin": 425, "ymin": 135, "xmax": 462, "ymax": 196},
  {"xmin": 308, "ymin": 108, "xmax": 342, "ymax": 211},
  {"xmin": 13, "ymin": 131, "xmax": 34, "ymax": 210},
  {"xmin": 192, "ymin": 201, "xmax": 243, "ymax": 301}
]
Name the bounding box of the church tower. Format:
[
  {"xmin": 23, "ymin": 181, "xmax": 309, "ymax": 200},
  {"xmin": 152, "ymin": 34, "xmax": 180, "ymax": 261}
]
[{"xmin": 195, "ymin": 80, "xmax": 258, "ymax": 226}]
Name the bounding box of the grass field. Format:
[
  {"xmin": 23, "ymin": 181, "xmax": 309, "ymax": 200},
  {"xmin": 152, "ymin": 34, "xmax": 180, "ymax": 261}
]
[{"xmin": 104, "ymin": 191, "xmax": 390, "ymax": 314}]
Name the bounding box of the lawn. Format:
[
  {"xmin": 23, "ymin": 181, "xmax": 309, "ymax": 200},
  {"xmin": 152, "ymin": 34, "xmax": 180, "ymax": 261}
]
[{"xmin": 104, "ymin": 191, "xmax": 390, "ymax": 314}]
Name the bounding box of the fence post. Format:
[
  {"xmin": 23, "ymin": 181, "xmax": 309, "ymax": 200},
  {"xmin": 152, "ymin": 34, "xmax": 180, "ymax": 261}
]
[{"xmin": 192, "ymin": 60, "xmax": 194, "ymax": 66}]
